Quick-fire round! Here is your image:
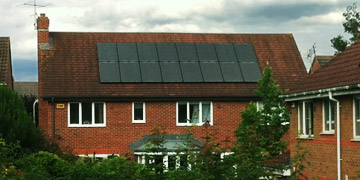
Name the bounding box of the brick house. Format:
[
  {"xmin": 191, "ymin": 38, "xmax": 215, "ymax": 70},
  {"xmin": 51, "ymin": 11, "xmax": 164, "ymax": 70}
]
[
  {"xmin": 0, "ymin": 37, "xmax": 14, "ymax": 89},
  {"xmin": 37, "ymin": 14, "xmax": 307, "ymax": 164},
  {"xmin": 283, "ymin": 41, "xmax": 360, "ymax": 179}
]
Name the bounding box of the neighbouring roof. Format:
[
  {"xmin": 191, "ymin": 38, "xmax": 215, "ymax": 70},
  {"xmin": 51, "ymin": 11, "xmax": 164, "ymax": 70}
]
[
  {"xmin": 288, "ymin": 40, "xmax": 360, "ymax": 94},
  {"xmin": 39, "ymin": 33, "xmax": 307, "ymax": 100},
  {"xmin": 130, "ymin": 134, "xmax": 204, "ymax": 152},
  {"xmin": 0, "ymin": 37, "xmax": 12, "ymax": 86},
  {"xmin": 14, "ymin": 82, "xmax": 38, "ymax": 97},
  {"xmin": 314, "ymin": 55, "xmax": 334, "ymax": 67}
]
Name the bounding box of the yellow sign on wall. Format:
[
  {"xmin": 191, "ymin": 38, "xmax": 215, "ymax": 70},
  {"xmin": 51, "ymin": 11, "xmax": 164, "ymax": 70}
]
[{"xmin": 56, "ymin": 104, "xmax": 65, "ymax": 109}]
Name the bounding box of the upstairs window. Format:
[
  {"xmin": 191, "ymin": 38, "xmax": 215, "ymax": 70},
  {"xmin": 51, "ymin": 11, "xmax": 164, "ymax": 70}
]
[
  {"xmin": 323, "ymin": 100, "xmax": 335, "ymax": 133},
  {"xmin": 68, "ymin": 102, "xmax": 106, "ymax": 127},
  {"xmin": 298, "ymin": 101, "xmax": 313, "ymax": 137},
  {"xmin": 354, "ymin": 97, "xmax": 360, "ymax": 138},
  {"xmin": 132, "ymin": 102, "xmax": 146, "ymax": 123},
  {"xmin": 176, "ymin": 102, "xmax": 212, "ymax": 126}
]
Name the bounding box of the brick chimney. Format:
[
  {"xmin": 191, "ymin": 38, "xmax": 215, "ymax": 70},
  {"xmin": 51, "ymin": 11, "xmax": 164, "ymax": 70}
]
[{"xmin": 37, "ymin": 13, "xmax": 49, "ymax": 44}]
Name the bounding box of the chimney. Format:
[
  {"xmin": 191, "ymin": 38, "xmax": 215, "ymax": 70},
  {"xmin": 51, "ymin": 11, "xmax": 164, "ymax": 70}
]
[{"xmin": 37, "ymin": 13, "xmax": 49, "ymax": 44}]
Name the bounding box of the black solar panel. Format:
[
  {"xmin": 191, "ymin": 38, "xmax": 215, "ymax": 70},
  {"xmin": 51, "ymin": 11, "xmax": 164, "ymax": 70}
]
[
  {"xmin": 160, "ymin": 62, "xmax": 183, "ymax": 82},
  {"xmin": 99, "ymin": 62, "xmax": 121, "ymax": 82},
  {"xmin": 240, "ymin": 62, "xmax": 262, "ymax": 82},
  {"xmin": 97, "ymin": 42, "xmax": 261, "ymax": 83},
  {"xmin": 196, "ymin": 43, "xmax": 217, "ymax": 61},
  {"xmin": 234, "ymin": 44, "xmax": 258, "ymax": 63},
  {"xmin": 176, "ymin": 43, "xmax": 198, "ymax": 62},
  {"xmin": 117, "ymin": 43, "xmax": 138, "ymax": 61},
  {"xmin": 180, "ymin": 62, "xmax": 203, "ymax": 82},
  {"xmin": 140, "ymin": 62, "xmax": 162, "ymax": 82},
  {"xmin": 97, "ymin": 43, "xmax": 118, "ymax": 62},
  {"xmin": 215, "ymin": 44, "xmax": 237, "ymax": 62},
  {"xmin": 157, "ymin": 43, "xmax": 178, "ymax": 61},
  {"xmin": 220, "ymin": 62, "xmax": 244, "ymax": 82},
  {"xmin": 119, "ymin": 62, "xmax": 142, "ymax": 82},
  {"xmin": 137, "ymin": 43, "xmax": 158, "ymax": 61},
  {"xmin": 200, "ymin": 62, "xmax": 223, "ymax": 82}
]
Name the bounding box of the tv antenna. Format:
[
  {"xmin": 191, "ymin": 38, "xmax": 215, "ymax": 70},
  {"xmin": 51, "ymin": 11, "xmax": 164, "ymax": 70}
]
[{"xmin": 20, "ymin": 0, "xmax": 50, "ymax": 29}]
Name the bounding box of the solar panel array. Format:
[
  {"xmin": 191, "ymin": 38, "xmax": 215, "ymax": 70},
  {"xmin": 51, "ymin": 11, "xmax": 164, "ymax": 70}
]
[{"xmin": 97, "ymin": 43, "xmax": 261, "ymax": 83}]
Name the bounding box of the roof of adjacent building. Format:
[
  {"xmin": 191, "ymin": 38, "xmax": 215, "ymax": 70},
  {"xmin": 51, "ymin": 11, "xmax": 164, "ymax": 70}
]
[
  {"xmin": 0, "ymin": 37, "xmax": 12, "ymax": 87},
  {"xmin": 314, "ymin": 55, "xmax": 334, "ymax": 67},
  {"xmin": 39, "ymin": 32, "xmax": 307, "ymax": 100},
  {"xmin": 14, "ymin": 82, "xmax": 38, "ymax": 97},
  {"xmin": 288, "ymin": 40, "xmax": 360, "ymax": 94}
]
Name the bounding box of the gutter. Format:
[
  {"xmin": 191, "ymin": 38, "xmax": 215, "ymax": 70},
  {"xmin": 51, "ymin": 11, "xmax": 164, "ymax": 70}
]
[
  {"xmin": 329, "ymin": 92, "xmax": 341, "ymax": 180},
  {"xmin": 282, "ymin": 84, "xmax": 360, "ymax": 102}
]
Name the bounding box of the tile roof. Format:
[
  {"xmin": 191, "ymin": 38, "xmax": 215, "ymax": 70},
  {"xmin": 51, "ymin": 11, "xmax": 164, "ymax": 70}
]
[
  {"xmin": 14, "ymin": 82, "xmax": 38, "ymax": 97},
  {"xmin": 39, "ymin": 32, "xmax": 307, "ymax": 99},
  {"xmin": 0, "ymin": 37, "xmax": 11, "ymax": 85},
  {"xmin": 289, "ymin": 40, "xmax": 360, "ymax": 94},
  {"xmin": 315, "ymin": 55, "xmax": 334, "ymax": 67}
]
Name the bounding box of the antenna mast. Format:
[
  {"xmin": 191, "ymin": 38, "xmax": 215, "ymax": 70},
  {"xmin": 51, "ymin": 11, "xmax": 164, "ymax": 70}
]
[{"xmin": 22, "ymin": 0, "xmax": 49, "ymax": 29}]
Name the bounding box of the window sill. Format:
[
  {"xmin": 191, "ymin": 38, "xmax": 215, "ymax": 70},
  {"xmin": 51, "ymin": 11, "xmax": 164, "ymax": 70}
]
[
  {"xmin": 320, "ymin": 131, "xmax": 335, "ymax": 135},
  {"xmin": 350, "ymin": 138, "xmax": 360, "ymax": 142},
  {"xmin": 296, "ymin": 135, "xmax": 314, "ymax": 140},
  {"xmin": 132, "ymin": 121, "xmax": 146, "ymax": 124},
  {"xmin": 68, "ymin": 124, "xmax": 106, "ymax": 128}
]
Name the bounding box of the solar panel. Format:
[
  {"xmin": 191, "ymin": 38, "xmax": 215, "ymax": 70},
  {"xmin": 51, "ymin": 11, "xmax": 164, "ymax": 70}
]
[
  {"xmin": 157, "ymin": 43, "xmax": 178, "ymax": 61},
  {"xmin": 176, "ymin": 43, "xmax": 198, "ymax": 62},
  {"xmin": 196, "ymin": 43, "xmax": 217, "ymax": 61},
  {"xmin": 215, "ymin": 44, "xmax": 237, "ymax": 62},
  {"xmin": 99, "ymin": 62, "xmax": 121, "ymax": 82},
  {"xmin": 200, "ymin": 62, "xmax": 223, "ymax": 82},
  {"xmin": 240, "ymin": 62, "xmax": 262, "ymax": 82},
  {"xmin": 160, "ymin": 62, "xmax": 183, "ymax": 82},
  {"xmin": 234, "ymin": 44, "xmax": 258, "ymax": 63},
  {"xmin": 140, "ymin": 62, "xmax": 162, "ymax": 82},
  {"xmin": 117, "ymin": 43, "xmax": 138, "ymax": 61},
  {"xmin": 119, "ymin": 62, "xmax": 142, "ymax": 82},
  {"xmin": 97, "ymin": 43, "xmax": 118, "ymax": 62},
  {"xmin": 220, "ymin": 62, "xmax": 244, "ymax": 82},
  {"xmin": 180, "ymin": 62, "xmax": 203, "ymax": 82},
  {"xmin": 137, "ymin": 43, "xmax": 158, "ymax": 61}
]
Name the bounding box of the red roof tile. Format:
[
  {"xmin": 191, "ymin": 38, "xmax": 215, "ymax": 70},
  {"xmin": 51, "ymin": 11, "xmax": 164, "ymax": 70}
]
[
  {"xmin": 39, "ymin": 32, "xmax": 307, "ymax": 99},
  {"xmin": 289, "ymin": 40, "xmax": 360, "ymax": 94}
]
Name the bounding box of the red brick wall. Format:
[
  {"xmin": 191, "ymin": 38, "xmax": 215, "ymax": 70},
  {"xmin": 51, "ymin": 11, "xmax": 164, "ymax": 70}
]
[
  {"xmin": 40, "ymin": 101, "xmax": 249, "ymax": 156},
  {"xmin": 290, "ymin": 95, "xmax": 360, "ymax": 180}
]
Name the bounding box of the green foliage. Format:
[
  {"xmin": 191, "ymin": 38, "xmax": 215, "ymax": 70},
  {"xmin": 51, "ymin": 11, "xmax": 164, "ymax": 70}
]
[
  {"xmin": 233, "ymin": 67, "xmax": 290, "ymax": 179},
  {"xmin": 290, "ymin": 141, "xmax": 309, "ymax": 180},
  {"xmin": 331, "ymin": 3, "xmax": 360, "ymax": 54},
  {"xmin": 0, "ymin": 86, "xmax": 42, "ymax": 149}
]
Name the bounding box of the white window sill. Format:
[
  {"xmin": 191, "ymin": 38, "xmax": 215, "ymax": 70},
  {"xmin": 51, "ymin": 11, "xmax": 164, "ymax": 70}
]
[
  {"xmin": 296, "ymin": 135, "xmax": 314, "ymax": 140},
  {"xmin": 320, "ymin": 131, "xmax": 335, "ymax": 135},
  {"xmin": 350, "ymin": 138, "xmax": 360, "ymax": 142},
  {"xmin": 132, "ymin": 121, "xmax": 146, "ymax": 124},
  {"xmin": 68, "ymin": 124, "xmax": 106, "ymax": 128}
]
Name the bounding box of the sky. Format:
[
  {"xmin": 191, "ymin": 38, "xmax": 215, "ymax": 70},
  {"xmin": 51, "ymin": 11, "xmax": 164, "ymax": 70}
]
[{"xmin": 0, "ymin": 0, "xmax": 358, "ymax": 81}]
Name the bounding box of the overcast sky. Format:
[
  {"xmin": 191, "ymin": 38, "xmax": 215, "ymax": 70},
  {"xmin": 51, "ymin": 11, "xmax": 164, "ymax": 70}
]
[{"xmin": 1, "ymin": 0, "xmax": 358, "ymax": 81}]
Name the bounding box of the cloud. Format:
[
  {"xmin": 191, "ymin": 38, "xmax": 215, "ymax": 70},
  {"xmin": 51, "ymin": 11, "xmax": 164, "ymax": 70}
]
[{"xmin": 293, "ymin": 11, "xmax": 344, "ymax": 25}]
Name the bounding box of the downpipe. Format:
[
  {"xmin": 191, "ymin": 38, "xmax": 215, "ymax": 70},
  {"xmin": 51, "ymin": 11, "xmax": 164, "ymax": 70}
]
[{"xmin": 329, "ymin": 92, "xmax": 341, "ymax": 180}]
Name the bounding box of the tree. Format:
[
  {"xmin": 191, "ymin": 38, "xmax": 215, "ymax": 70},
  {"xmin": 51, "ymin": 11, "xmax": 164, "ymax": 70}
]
[
  {"xmin": 0, "ymin": 86, "xmax": 42, "ymax": 149},
  {"xmin": 331, "ymin": 3, "xmax": 360, "ymax": 54},
  {"xmin": 233, "ymin": 67, "xmax": 290, "ymax": 179}
]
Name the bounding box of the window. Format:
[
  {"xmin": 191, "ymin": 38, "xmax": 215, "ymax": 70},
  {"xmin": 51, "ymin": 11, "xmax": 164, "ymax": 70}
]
[
  {"xmin": 298, "ymin": 101, "xmax": 313, "ymax": 137},
  {"xmin": 136, "ymin": 153, "xmax": 189, "ymax": 171},
  {"xmin": 68, "ymin": 102, "xmax": 106, "ymax": 127},
  {"xmin": 323, "ymin": 100, "xmax": 335, "ymax": 133},
  {"xmin": 176, "ymin": 102, "xmax": 212, "ymax": 126},
  {"xmin": 132, "ymin": 102, "xmax": 146, "ymax": 123},
  {"xmin": 354, "ymin": 97, "xmax": 360, "ymax": 138}
]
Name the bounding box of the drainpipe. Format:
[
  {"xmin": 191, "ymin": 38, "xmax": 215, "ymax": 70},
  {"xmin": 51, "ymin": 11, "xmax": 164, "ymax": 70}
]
[
  {"xmin": 33, "ymin": 99, "xmax": 38, "ymax": 124},
  {"xmin": 329, "ymin": 92, "xmax": 341, "ymax": 180},
  {"xmin": 51, "ymin": 97, "xmax": 55, "ymax": 139}
]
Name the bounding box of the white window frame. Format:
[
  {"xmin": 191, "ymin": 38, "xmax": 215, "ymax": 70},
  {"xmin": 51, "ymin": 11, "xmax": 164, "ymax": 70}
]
[
  {"xmin": 132, "ymin": 102, "xmax": 146, "ymax": 123},
  {"xmin": 353, "ymin": 97, "xmax": 360, "ymax": 139},
  {"xmin": 134, "ymin": 152, "xmax": 191, "ymax": 171},
  {"xmin": 68, "ymin": 102, "xmax": 106, "ymax": 127},
  {"xmin": 176, "ymin": 101, "xmax": 213, "ymax": 126},
  {"xmin": 298, "ymin": 101, "xmax": 313, "ymax": 138},
  {"xmin": 322, "ymin": 100, "xmax": 335, "ymax": 134},
  {"xmin": 256, "ymin": 101, "xmax": 264, "ymax": 111}
]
